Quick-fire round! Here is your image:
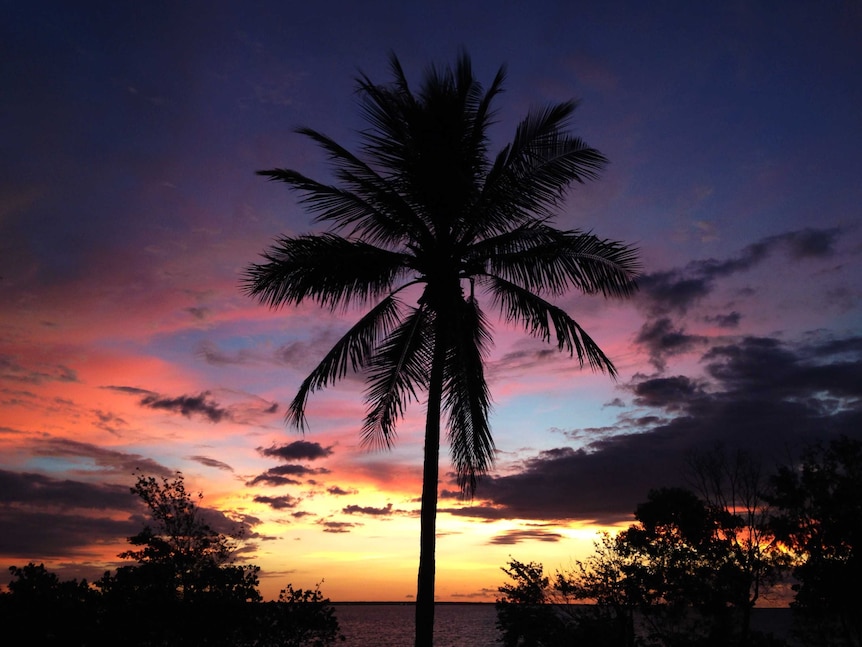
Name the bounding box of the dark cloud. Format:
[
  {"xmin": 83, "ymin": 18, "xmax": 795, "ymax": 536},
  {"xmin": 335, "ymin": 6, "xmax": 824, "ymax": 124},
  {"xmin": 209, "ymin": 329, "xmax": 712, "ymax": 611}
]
[
  {"xmin": 254, "ymin": 494, "xmax": 300, "ymax": 510},
  {"xmin": 317, "ymin": 520, "xmax": 357, "ymax": 533},
  {"xmin": 637, "ymin": 271, "xmax": 712, "ymax": 316},
  {"xmin": 488, "ymin": 528, "xmax": 564, "ymax": 545},
  {"xmin": 190, "ymin": 455, "xmax": 234, "ymax": 471},
  {"xmin": 637, "ymin": 227, "xmax": 841, "ymax": 316},
  {"xmin": 27, "ymin": 437, "xmax": 173, "ymax": 478},
  {"xmin": 630, "ymin": 375, "xmax": 708, "ymax": 410},
  {"xmin": 342, "ymin": 503, "xmax": 394, "ymax": 516},
  {"xmin": 634, "ymin": 318, "xmax": 709, "ymax": 371},
  {"xmin": 772, "ymin": 228, "xmax": 840, "ymax": 259},
  {"xmin": 0, "ymin": 507, "xmax": 137, "ymax": 557},
  {"xmin": 705, "ymin": 311, "xmax": 741, "ymax": 328},
  {"xmin": 246, "ymin": 473, "xmax": 301, "ymax": 487},
  {"xmin": 0, "ymin": 469, "xmax": 133, "ymax": 510},
  {"xmin": 258, "ymin": 440, "xmax": 334, "ymax": 461},
  {"xmin": 246, "ymin": 464, "xmax": 330, "ymax": 487},
  {"xmin": 470, "ymin": 333, "xmax": 862, "ymax": 526},
  {"xmin": 327, "ymin": 485, "xmax": 356, "ymax": 496},
  {"xmin": 102, "ymin": 385, "xmax": 156, "ymax": 397},
  {"xmin": 441, "ymin": 504, "xmax": 512, "ymax": 520},
  {"xmin": 0, "ymin": 471, "xmax": 138, "ymax": 558},
  {"xmin": 140, "ymin": 391, "xmax": 229, "ymax": 422}
]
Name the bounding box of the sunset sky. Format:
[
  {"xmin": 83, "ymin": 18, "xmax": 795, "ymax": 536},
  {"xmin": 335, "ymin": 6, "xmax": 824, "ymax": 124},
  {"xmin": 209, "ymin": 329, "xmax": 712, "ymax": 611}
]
[{"xmin": 2, "ymin": 1, "xmax": 861, "ymax": 603}]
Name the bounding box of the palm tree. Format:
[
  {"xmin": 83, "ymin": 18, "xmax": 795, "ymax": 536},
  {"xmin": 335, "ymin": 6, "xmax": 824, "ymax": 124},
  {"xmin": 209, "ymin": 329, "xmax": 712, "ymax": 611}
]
[{"xmin": 244, "ymin": 53, "xmax": 639, "ymax": 647}]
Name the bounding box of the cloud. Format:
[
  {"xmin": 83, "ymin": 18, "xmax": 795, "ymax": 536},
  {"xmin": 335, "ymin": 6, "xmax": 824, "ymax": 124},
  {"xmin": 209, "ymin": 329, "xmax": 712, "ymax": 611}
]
[
  {"xmin": 246, "ymin": 464, "xmax": 330, "ymax": 487},
  {"xmin": 27, "ymin": 437, "xmax": 173, "ymax": 478},
  {"xmin": 637, "ymin": 227, "xmax": 841, "ymax": 316},
  {"xmin": 254, "ymin": 494, "xmax": 300, "ymax": 510},
  {"xmin": 258, "ymin": 440, "xmax": 334, "ymax": 461},
  {"xmin": 705, "ymin": 311, "xmax": 741, "ymax": 328},
  {"xmin": 0, "ymin": 355, "xmax": 79, "ymax": 385},
  {"xmin": 488, "ymin": 528, "xmax": 564, "ymax": 545},
  {"xmin": 246, "ymin": 473, "xmax": 301, "ymax": 487},
  {"xmin": 342, "ymin": 503, "xmax": 394, "ymax": 516},
  {"xmin": 190, "ymin": 455, "xmax": 234, "ymax": 471},
  {"xmin": 0, "ymin": 470, "xmax": 138, "ymax": 558},
  {"xmin": 634, "ymin": 318, "xmax": 709, "ymax": 371},
  {"xmin": 0, "ymin": 469, "xmax": 134, "ymax": 510},
  {"xmin": 103, "ymin": 385, "xmax": 156, "ymax": 397},
  {"xmin": 0, "ymin": 507, "xmax": 137, "ymax": 557},
  {"xmin": 140, "ymin": 391, "xmax": 229, "ymax": 422},
  {"xmin": 441, "ymin": 504, "xmax": 512, "ymax": 520},
  {"xmin": 92, "ymin": 409, "xmax": 129, "ymax": 435},
  {"xmin": 469, "ymin": 332, "xmax": 862, "ymax": 526},
  {"xmin": 327, "ymin": 485, "xmax": 357, "ymax": 496},
  {"xmin": 317, "ymin": 520, "xmax": 358, "ymax": 533}
]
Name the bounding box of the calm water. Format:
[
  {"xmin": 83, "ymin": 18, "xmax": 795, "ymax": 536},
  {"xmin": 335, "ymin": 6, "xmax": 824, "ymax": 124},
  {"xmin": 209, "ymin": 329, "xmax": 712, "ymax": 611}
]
[
  {"xmin": 333, "ymin": 604, "xmax": 500, "ymax": 646},
  {"xmin": 332, "ymin": 604, "xmax": 795, "ymax": 646}
]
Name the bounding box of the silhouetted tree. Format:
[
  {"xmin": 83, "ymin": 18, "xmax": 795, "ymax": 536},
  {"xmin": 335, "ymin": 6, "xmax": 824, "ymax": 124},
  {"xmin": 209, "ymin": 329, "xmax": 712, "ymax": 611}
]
[
  {"xmin": 769, "ymin": 436, "xmax": 862, "ymax": 647},
  {"xmin": 244, "ymin": 52, "xmax": 639, "ymax": 647},
  {"xmin": 547, "ymin": 487, "xmax": 788, "ymax": 646},
  {"xmin": 496, "ymin": 559, "xmax": 560, "ymax": 646},
  {"xmin": 554, "ymin": 532, "xmax": 641, "ymax": 647},
  {"xmin": 2, "ymin": 563, "xmax": 96, "ymax": 644},
  {"xmin": 2, "ymin": 473, "xmax": 341, "ymax": 646},
  {"xmin": 99, "ymin": 471, "xmax": 260, "ymax": 604},
  {"xmin": 687, "ymin": 447, "xmax": 787, "ymax": 643}
]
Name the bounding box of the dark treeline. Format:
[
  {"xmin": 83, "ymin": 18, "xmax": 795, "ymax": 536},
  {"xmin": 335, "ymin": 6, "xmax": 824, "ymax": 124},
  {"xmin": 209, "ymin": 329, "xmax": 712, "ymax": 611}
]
[
  {"xmin": 1, "ymin": 472, "xmax": 341, "ymax": 647},
  {"xmin": 496, "ymin": 437, "xmax": 862, "ymax": 647}
]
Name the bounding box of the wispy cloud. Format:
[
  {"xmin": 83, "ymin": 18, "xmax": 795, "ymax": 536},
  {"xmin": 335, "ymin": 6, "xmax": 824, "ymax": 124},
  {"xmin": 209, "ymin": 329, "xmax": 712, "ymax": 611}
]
[{"xmin": 190, "ymin": 455, "xmax": 234, "ymax": 471}]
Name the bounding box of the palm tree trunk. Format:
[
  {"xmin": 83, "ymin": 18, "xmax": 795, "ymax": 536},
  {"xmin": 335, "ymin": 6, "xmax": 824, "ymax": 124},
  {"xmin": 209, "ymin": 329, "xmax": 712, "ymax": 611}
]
[{"xmin": 415, "ymin": 324, "xmax": 445, "ymax": 647}]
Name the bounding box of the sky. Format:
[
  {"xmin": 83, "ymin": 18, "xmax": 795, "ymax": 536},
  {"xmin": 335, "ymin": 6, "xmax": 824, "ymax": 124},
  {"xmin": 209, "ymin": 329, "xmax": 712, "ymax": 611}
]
[{"xmin": 2, "ymin": 0, "xmax": 861, "ymax": 603}]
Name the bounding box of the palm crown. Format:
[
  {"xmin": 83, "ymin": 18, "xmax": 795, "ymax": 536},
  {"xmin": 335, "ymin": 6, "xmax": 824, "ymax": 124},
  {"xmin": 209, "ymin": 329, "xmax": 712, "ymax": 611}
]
[{"xmin": 245, "ymin": 54, "xmax": 639, "ymax": 494}]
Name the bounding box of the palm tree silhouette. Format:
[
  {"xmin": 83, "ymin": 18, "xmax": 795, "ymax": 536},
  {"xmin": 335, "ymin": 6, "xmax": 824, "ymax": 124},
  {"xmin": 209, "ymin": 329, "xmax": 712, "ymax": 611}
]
[{"xmin": 244, "ymin": 53, "xmax": 640, "ymax": 647}]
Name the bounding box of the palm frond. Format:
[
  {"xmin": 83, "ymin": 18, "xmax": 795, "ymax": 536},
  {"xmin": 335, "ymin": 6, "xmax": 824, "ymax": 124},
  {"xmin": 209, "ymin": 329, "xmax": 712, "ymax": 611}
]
[
  {"xmin": 443, "ymin": 298, "xmax": 495, "ymax": 495},
  {"xmin": 467, "ymin": 102, "xmax": 608, "ymax": 240},
  {"xmin": 361, "ymin": 306, "xmax": 434, "ymax": 449},
  {"xmin": 242, "ymin": 233, "xmax": 409, "ymax": 311},
  {"xmin": 286, "ymin": 295, "xmax": 405, "ymax": 430},
  {"xmin": 288, "ymin": 129, "xmax": 433, "ymax": 246},
  {"xmin": 475, "ymin": 226, "xmax": 640, "ymax": 297},
  {"xmin": 483, "ymin": 275, "xmax": 618, "ymax": 376}
]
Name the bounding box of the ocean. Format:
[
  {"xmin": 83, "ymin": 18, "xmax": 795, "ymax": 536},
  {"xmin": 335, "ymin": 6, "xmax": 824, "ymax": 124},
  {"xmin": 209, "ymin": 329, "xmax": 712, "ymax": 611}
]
[
  {"xmin": 333, "ymin": 603, "xmax": 500, "ymax": 646},
  {"xmin": 332, "ymin": 604, "xmax": 796, "ymax": 646}
]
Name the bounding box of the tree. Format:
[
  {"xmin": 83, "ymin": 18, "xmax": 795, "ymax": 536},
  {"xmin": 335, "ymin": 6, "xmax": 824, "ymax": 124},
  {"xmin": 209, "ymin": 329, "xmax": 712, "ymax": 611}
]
[
  {"xmin": 768, "ymin": 436, "xmax": 862, "ymax": 647},
  {"xmin": 100, "ymin": 471, "xmax": 261, "ymax": 604},
  {"xmin": 244, "ymin": 52, "xmax": 639, "ymax": 647},
  {"xmin": 3, "ymin": 474, "xmax": 342, "ymax": 647},
  {"xmin": 496, "ymin": 559, "xmax": 558, "ymax": 647},
  {"xmin": 687, "ymin": 447, "xmax": 787, "ymax": 643},
  {"xmin": 554, "ymin": 533, "xmax": 642, "ymax": 647}
]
